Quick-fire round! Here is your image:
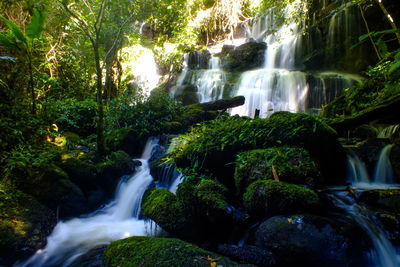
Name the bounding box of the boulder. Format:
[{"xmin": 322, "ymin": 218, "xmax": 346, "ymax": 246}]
[
  {"xmin": 243, "ymin": 180, "xmax": 320, "ymax": 219},
  {"xmin": 254, "ymin": 215, "xmax": 367, "ymax": 266},
  {"xmin": 217, "ymin": 244, "xmax": 276, "ymax": 266},
  {"xmin": 0, "ymin": 182, "xmax": 55, "ymax": 265},
  {"xmin": 103, "ymin": 236, "xmax": 255, "ymax": 267},
  {"xmin": 105, "ymin": 128, "xmax": 140, "ymax": 156},
  {"xmin": 219, "ymin": 41, "xmax": 267, "ymax": 72},
  {"xmin": 235, "ymin": 147, "xmax": 321, "ymax": 196},
  {"xmin": 390, "ymin": 144, "xmax": 400, "ymax": 179},
  {"xmin": 141, "ymin": 188, "xmax": 187, "ymax": 234},
  {"xmin": 96, "ymin": 151, "xmax": 135, "ymax": 197},
  {"xmin": 358, "ymin": 189, "xmax": 400, "ymax": 213}
]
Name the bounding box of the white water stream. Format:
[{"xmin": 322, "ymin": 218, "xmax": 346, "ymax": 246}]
[{"xmin": 19, "ymin": 138, "xmax": 181, "ymax": 267}]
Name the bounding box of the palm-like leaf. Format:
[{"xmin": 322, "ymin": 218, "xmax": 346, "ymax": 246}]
[
  {"xmin": 0, "ymin": 15, "xmax": 27, "ymax": 45},
  {"xmin": 27, "ymin": 9, "xmax": 46, "ymax": 39}
]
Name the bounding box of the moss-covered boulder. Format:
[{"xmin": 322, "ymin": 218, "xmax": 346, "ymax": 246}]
[
  {"xmin": 103, "ymin": 236, "xmax": 254, "ymax": 267},
  {"xmin": 105, "ymin": 128, "xmax": 140, "ymax": 156},
  {"xmin": 218, "ymin": 41, "xmax": 267, "ymax": 72},
  {"xmin": 60, "ymin": 157, "xmax": 97, "ymax": 194},
  {"xmin": 169, "ymin": 112, "xmax": 345, "ymax": 187},
  {"xmin": 243, "ymin": 180, "xmax": 319, "ymax": 219},
  {"xmin": 358, "ymin": 189, "xmax": 400, "ymax": 213},
  {"xmin": 96, "ymin": 151, "xmax": 135, "ymax": 197},
  {"xmin": 254, "ymin": 215, "xmax": 368, "ymax": 266},
  {"xmin": 142, "ymin": 178, "xmax": 239, "ymax": 240},
  {"xmin": 235, "ymin": 147, "xmax": 320, "ymax": 196},
  {"xmin": 141, "ymin": 188, "xmax": 186, "ymax": 234},
  {"xmin": 0, "ymin": 182, "xmax": 55, "ymax": 265},
  {"xmin": 21, "ymin": 163, "xmax": 87, "ymax": 218}
]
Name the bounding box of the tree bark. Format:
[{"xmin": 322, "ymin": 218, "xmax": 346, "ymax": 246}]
[
  {"xmin": 27, "ymin": 52, "xmax": 36, "ymax": 115},
  {"xmin": 94, "ymin": 43, "xmax": 106, "ymax": 156}
]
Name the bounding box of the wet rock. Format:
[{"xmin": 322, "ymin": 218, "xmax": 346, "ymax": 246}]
[
  {"xmin": 105, "ymin": 127, "xmax": 140, "ymax": 156},
  {"xmin": 217, "ymin": 244, "xmax": 276, "ymax": 266},
  {"xmin": 390, "ymin": 144, "xmax": 400, "ymax": 179},
  {"xmin": 254, "ymin": 215, "xmax": 365, "ymax": 266},
  {"xmin": 358, "ymin": 189, "xmax": 400, "ymax": 213},
  {"xmin": 219, "ymin": 41, "xmax": 267, "ymax": 72}
]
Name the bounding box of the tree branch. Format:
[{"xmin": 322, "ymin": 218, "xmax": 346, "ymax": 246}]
[
  {"xmin": 95, "ymin": 0, "xmax": 108, "ymax": 35},
  {"xmin": 101, "ymin": 11, "xmax": 135, "ymax": 69},
  {"xmin": 59, "ymin": 1, "xmax": 94, "ymax": 43}
]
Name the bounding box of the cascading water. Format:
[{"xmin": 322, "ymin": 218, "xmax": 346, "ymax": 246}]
[
  {"xmin": 228, "ymin": 0, "xmax": 362, "ymax": 118},
  {"xmin": 329, "ymin": 192, "xmax": 399, "ymax": 267},
  {"xmin": 347, "ymin": 144, "xmax": 396, "ymax": 186},
  {"xmin": 373, "ymin": 144, "xmax": 395, "ymax": 184},
  {"xmin": 19, "ymin": 138, "xmax": 180, "ymax": 267}
]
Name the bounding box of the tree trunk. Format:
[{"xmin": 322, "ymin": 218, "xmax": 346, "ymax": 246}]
[
  {"xmin": 94, "ymin": 44, "xmax": 106, "ymax": 156},
  {"xmin": 28, "ymin": 53, "xmax": 36, "ymax": 115}
]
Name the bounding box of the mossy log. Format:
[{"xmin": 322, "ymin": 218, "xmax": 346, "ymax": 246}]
[
  {"xmin": 193, "ymin": 95, "xmax": 245, "ymax": 111},
  {"xmin": 327, "ymin": 96, "xmax": 400, "ymax": 134}
]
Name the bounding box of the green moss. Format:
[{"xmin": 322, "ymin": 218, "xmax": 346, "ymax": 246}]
[
  {"xmin": 105, "ymin": 128, "xmax": 139, "ymax": 156},
  {"xmin": 235, "ymin": 147, "xmax": 320, "ymax": 196},
  {"xmin": 141, "ymin": 188, "xmax": 186, "ymax": 233},
  {"xmin": 103, "ymin": 236, "xmax": 253, "ymax": 267},
  {"xmin": 168, "ymin": 112, "xmax": 345, "ymax": 186},
  {"xmin": 60, "ymin": 157, "xmax": 97, "ymax": 193},
  {"xmin": 0, "ymin": 182, "xmax": 54, "ymax": 260},
  {"xmin": 96, "ymin": 150, "xmax": 135, "ymax": 180},
  {"xmin": 243, "ymin": 180, "xmax": 319, "ymax": 219}
]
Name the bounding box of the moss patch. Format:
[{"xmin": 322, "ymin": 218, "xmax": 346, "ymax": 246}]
[
  {"xmin": 103, "ymin": 236, "xmax": 254, "ymax": 267},
  {"xmin": 141, "ymin": 188, "xmax": 186, "ymax": 233},
  {"xmin": 243, "ymin": 180, "xmax": 320, "ymax": 219},
  {"xmin": 0, "ymin": 182, "xmax": 54, "ymax": 264},
  {"xmin": 235, "ymin": 147, "xmax": 320, "ymax": 196}
]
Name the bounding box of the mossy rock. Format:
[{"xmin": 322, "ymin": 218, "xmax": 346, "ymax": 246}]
[
  {"xmin": 103, "ymin": 236, "xmax": 254, "ymax": 267},
  {"xmin": 141, "ymin": 188, "xmax": 186, "ymax": 234},
  {"xmin": 358, "ymin": 189, "xmax": 400, "ymax": 213},
  {"xmin": 170, "ymin": 111, "xmax": 345, "ymax": 187},
  {"xmin": 105, "ymin": 128, "xmax": 140, "ymax": 156},
  {"xmin": 96, "ymin": 151, "xmax": 135, "ymax": 197},
  {"xmin": 235, "ymin": 147, "xmax": 320, "ymax": 196},
  {"xmin": 60, "ymin": 157, "xmax": 97, "ymax": 193},
  {"xmin": 20, "ymin": 163, "xmax": 87, "ymax": 218},
  {"xmin": 218, "ymin": 41, "xmax": 267, "ymax": 72},
  {"xmin": 0, "ymin": 182, "xmax": 55, "ymax": 265},
  {"xmin": 243, "ymin": 180, "xmax": 320, "ymax": 219}
]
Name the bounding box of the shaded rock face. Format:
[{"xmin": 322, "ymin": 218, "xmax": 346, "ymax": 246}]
[
  {"xmin": 358, "ymin": 189, "xmax": 400, "ymax": 213},
  {"xmin": 218, "ymin": 41, "xmax": 267, "ymax": 72},
  {"xmin": 254, "ymin": 215, "xmax": 367, "ymax": 266},
  {"xmin": 217, "ymin": 244, "xmax": 276, "ymax": 267},
  {"xmin": 390, "ymin": 144, "xmax": 400, "ymax": 179},
  {"xmin": 187, "ymin": 51, "xmax": 211, "ymax": 70}
]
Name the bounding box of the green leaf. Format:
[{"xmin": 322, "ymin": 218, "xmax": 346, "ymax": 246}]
[
  {"xmin": 0, "ymin": 15, "xmax": 27, "ymax": 45},
  {"xmin": 0, "ymin": 33, "xmax": 18, "ymax": 50},
  {"xmin": 388, "ymin": 61, "xmax": 400, "ymax": 74},
  {"xmin": 27, "ymin": 9, "xmax": 46, "ymax": 39}
]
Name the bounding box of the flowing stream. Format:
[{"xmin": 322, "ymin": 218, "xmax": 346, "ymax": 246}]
[
  {"xmin": 329, "ymin": 192, "xmax": 399, "ymax": 267},
  {"xmin": 19, "ymin": 138, "xmax": 180, "ymax": 267}
]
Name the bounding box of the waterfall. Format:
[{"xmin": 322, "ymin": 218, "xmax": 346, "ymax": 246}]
[
  {"xmin": 227, "ymin": 0, "xmax": 362, "ymax": 118},
  {"xmin": 194, "ymin": 57, "xmax": 226, "ymax": 103},
  {"xmin": 373, "ymin": 144, "xmax": 395, "ymax": 184},
  {"xmin": 329, "ymin": 192, "xmax": 399, "ymax": 267},
  {"xmin": 347, "ymin": 153, "xmax": 370, "ymax": 184},
  {"xmin": 19, "ymin": 138, "xmax": 180, "ymax": 267}
]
